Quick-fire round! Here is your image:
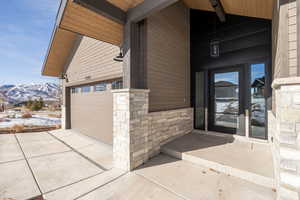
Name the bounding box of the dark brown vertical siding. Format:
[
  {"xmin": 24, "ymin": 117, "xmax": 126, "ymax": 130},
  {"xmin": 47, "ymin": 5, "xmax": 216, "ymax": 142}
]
[
  {"xmin": 65, "ymin": 36, "xmax": 123, "ymax": 84},
  {"xmin": 146, "ymin": 2, "xmax": 190, "ymax": 112}
]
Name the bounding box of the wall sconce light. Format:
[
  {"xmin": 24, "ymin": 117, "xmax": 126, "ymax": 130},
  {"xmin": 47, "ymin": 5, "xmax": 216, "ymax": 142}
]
[
  {"xmin": 60, "ymin": 73, "xmax": 69, "ymax": 83},
  {"xmin": 210, "ymin": 39, "xmax": 220, "ymax": 58},
  {"xmin": 113, "ymin": 47, "xmax": 124, "ymax": 62}
]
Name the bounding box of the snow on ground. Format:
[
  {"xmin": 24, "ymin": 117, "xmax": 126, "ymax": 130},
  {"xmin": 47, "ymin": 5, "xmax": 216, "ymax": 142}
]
[
  {"xmin": 0, "ymin": 115, "xmax": 61, "ymax": 128},
  {"xmin": 215, "ymin": 97, "xmax": 265, "ymax": 124}
]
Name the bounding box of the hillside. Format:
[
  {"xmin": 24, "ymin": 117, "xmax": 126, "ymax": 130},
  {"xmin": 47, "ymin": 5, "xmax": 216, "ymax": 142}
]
[{"xmin": 0, "ymin": 83, "xmax": 60, "ymax": 104}]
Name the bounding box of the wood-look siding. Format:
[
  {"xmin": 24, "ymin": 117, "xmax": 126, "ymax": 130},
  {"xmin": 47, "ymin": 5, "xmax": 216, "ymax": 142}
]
[
  {"xmin": 184, "ymin": 0, "xmax": 274, "ymax": 19},
  {"xmin": 42, "ymin": 28, "xmax": 78, "ymax": 77},
  {"xmin": 107, "ymin": 0, "xmax": 143, "ymax": 11},
  {"xmin": 146, "ymin": 2, "xmax": 190, "ymax": 112},
  {"xmin": 106, "ymin": 0, "xmax": 274, "ymax": 19},
  {"xmin": 61, "ymin": 0, "xmax": 123, "ymax": 46},
  {"xmin": 65, "ymin": 36, "xmax": 123, "ymax": 84}
]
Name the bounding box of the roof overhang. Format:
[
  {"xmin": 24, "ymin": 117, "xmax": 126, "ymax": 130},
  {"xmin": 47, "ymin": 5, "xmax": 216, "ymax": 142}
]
[
  {"xmin": 42, "ymin": 0, "xmax": 274, "ymax": 77},
  {"xmin": 42, "ymin": 0, "xmax": 124, "ymax": 77},
  {"xmin": 42, "ymin": 28, "xmax": 78, "ymax": 77}
]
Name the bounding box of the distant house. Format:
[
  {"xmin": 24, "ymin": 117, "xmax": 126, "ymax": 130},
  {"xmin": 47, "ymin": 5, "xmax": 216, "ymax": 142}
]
[
  {"xmin": 252, "ymin": 77, "xmax": 265, "ymax": 97},
  {"xmin": 214, "ymin": 81, "xmax": 238, "ymax": 99}
]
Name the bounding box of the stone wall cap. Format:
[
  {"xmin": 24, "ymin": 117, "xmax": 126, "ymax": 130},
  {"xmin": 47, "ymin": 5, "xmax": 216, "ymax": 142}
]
[
  {"xmin": 148, "ymin": 107, "xmax": 193, "ymax": 115},
  {"xmin": 112, "ymin": 88, "xmax": 150, "ymax": 93},
  {"xmin": 272, "ymin": 77, "xmax": 300, "ymax": 89}
]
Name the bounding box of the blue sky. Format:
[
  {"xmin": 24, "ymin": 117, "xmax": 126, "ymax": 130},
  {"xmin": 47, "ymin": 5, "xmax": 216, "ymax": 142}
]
[{"xmin": 0, "ymin": 0, "xmax": 60, "ymax": 85}]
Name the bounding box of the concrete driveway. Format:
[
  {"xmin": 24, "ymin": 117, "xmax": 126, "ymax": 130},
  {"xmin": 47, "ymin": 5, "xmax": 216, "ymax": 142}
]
[
  {"xmin": 0, "ymin": 130, "xmax": 276, "ymax": 200},
  {"xmin": 0, "ymin": 130, "xmax": 118, "ymax": 200}
]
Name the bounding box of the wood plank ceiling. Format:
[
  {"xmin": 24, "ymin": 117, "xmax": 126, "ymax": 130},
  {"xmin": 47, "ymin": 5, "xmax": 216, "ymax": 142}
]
[
  {"xmin": 43, "ymin": 0, "xmax": 124, "ymax": 77},
  {"xmin": 107, "ymin": 0, "xmax": 274, "ymax": 19},
  {"xmin": 184, "ymin": 0, "xmax": 274, "ymax": 19},
  {"xmin": 61, "ymin": 0, "xmax": 123, "ymax": 46},
  {"xmin": 42, "ymin": 28, "xmax": 78, "ymax": 77},
  {"xmin": 107, "ymin": 0, "xmax": 144, "ymax": 11}
]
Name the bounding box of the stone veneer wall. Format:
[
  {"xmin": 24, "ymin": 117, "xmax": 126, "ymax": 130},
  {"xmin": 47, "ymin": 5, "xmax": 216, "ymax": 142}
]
[
  {"xmin": 112, "ymin": 89, "xmax": 193, "ymax": 171},
  {"xmin": 147, "ymin": 108, "xmax": 194, "ymax": 158},
  {"xmin": 61, "ymin": 105, "xmax": 66, "ymax": 129},
  {"xmin": 271, "ymin": 78, "xmax": 300, "ymax": 200},
  {"xmin": 112, "ymin": 89, "xmax": 149, "ymax": 171}
]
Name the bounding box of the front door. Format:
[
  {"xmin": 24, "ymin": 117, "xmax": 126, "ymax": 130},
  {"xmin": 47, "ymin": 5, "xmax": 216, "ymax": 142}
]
[
  {"xmin": 194, "ymin": 63, "xmax": 268, "ymax": 139},
  {"xmin": 208, "ymin": 67, "xmax": 245, "ymax": 135}
]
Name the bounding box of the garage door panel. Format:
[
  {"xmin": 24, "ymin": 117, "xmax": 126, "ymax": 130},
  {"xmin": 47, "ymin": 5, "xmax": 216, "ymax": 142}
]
[{"xmin": 71, "ymin": 91, "xmax": 113, "ymax": 145}]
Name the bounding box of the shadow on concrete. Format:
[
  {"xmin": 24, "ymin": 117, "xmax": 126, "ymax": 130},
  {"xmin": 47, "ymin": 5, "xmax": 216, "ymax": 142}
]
[
  {"xmin": 162, "ymin": 132, "xmax": 235, "ymax": 153},
  {"xmin": 136, "ymin": 131, "xmax": 235, "ymax": 170}
]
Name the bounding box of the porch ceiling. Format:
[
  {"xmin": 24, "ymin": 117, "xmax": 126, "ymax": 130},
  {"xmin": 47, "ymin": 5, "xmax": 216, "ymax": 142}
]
[
  {"xmin": 42, "ymin": 28, "xmax": 78, "ymax": 77},
  {"xmin": 42, "ymin": 0, "xmax": 123, "ymax": 77},
  {"xmin": 42, "ymin": 0, "xmax": 274, "ymax": 77},
  {"xmin": 107, "ymin": 0, "xmax": 274, "ymax": 19},
  {"xmin": 61, "ymin": 0, "xmax": 123, "ymax": 45},
  {"xmin": 184, "ymin": 0, "xmax": 274, "ymax": 19},
  {"xmin": 107, "ymin": 0, "xmax": 144, "ymax": 11}
]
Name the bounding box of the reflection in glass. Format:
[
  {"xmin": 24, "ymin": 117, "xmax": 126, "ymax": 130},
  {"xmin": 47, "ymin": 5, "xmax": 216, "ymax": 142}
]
[
  {"xmin": 214, "ymin": 71, "xmax": 239, "ymax": 128},
  {"xmin": 195, "ymin": 72, "xmax": 205, "ymax": 129},
  {"xmin": 250, "ymin": 64, "xmax": 266, "ymax": 139}
]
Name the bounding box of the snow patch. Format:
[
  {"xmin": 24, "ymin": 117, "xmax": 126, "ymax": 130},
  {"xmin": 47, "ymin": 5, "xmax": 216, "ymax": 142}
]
[{"xmin": 0, "ymin": 115, "xmax": 61, "ymax": 128}]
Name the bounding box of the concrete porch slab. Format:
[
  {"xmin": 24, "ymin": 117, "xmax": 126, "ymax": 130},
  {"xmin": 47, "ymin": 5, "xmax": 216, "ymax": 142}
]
[
  {"xmin": 28, "ymin": 151, "xmax": 103, "ymax": 193},
  {"xmin": 162, "ymin": 132, "xmax": 275, "ymax": 187},
  {"xmin": 0, "ymin": 142, "xmax": 24, "ymax": 163},
  {"xmin": 77, "ymin": 173, "xmax": 183, "ymax": 200},
  {"xmin": 19, "ymin": 139, "xmax": 71, "ymax": 158},
  {"xmin": 0, "ymin": 160, "xmax": 40, "ymax": 200},
  {"xmin": 135, "ymin": 155, "xmax": 276, "ymax": 200},
  {"xmin": 44, "ymin": 168, "xmax": 125, "ymax": 200}
]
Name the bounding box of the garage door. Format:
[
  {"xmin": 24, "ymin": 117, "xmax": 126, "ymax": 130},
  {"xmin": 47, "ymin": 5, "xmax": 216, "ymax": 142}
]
[{"xmin": 70, "ymin": 84, "xmax": 113, "ymax": 145}]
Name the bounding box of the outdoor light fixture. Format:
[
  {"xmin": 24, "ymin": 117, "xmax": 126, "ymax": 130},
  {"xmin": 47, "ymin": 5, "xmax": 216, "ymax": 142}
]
[
  {"xmin": 210, "ymin": 39, "xmax": 220, "ymax": 58},
  {"xmin": 60, "ymin": 73, "xmax": 69, "ymax": 83},
  {"xmin": 113, "ymin": 47, "xmax": 124, "ymax": 62}
]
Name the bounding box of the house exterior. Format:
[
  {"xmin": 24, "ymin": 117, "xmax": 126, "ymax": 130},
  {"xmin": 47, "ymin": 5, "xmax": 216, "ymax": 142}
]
[{"xmin": 42, "ymin": 0, "xmax": 300, "ymax": 199}]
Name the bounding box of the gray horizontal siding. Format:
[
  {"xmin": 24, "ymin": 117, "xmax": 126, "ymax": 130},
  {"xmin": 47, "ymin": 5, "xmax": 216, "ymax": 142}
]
[
  {"xmin": 146, "ymin": 2, "xmax": 190, "ymax": 112},
  {"xmin": 65, "ymin": 36, "xmax": 123, "ymax": 84}
]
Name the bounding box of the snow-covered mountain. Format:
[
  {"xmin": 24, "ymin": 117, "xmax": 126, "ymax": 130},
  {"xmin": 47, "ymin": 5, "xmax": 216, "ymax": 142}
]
[{"xmin": 0, "ymin": 83, "xmax": 60, "ymax": 104}]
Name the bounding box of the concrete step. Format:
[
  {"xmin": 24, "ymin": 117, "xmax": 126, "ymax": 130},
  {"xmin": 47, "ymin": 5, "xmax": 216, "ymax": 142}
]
[{"xmin": 161, "ymin": 133, "xmax": 276, "ymax": 189}]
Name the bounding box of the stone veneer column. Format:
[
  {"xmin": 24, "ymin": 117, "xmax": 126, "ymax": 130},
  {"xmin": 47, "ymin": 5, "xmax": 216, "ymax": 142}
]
[
  {"xmin": 272, "ymin": 78, "xmax": 300, "ymax": 200},
  {"xmin": 61, "ymin": 105, "xmax": 66, "ymax": 129},
  {"xmin": 112, "ymin": 89, "xmax": 150, "ymax": 171}
]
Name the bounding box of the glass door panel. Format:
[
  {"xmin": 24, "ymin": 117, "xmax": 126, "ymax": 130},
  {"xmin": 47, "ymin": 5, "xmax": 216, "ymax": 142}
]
[
  {"xmin": 250, "ymin": 64, "xmax": 266, "ymax": 139},
  {"xmin": 210, "ymin": 70, "xmax": 241, "ymax": 133}
]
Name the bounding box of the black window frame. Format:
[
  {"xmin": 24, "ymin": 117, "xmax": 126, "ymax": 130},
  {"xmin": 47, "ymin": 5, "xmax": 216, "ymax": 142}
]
[
  {"xmin": 112, "ymin": 80, "xmax": 123, "ymax": 90},
  {"xmin": 81, "ymin": 86, "xmax": 91, "ymax": 93},
  {"xmin": 94, "ymin": 83, "xmax": 107, "ymax": 92}
]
